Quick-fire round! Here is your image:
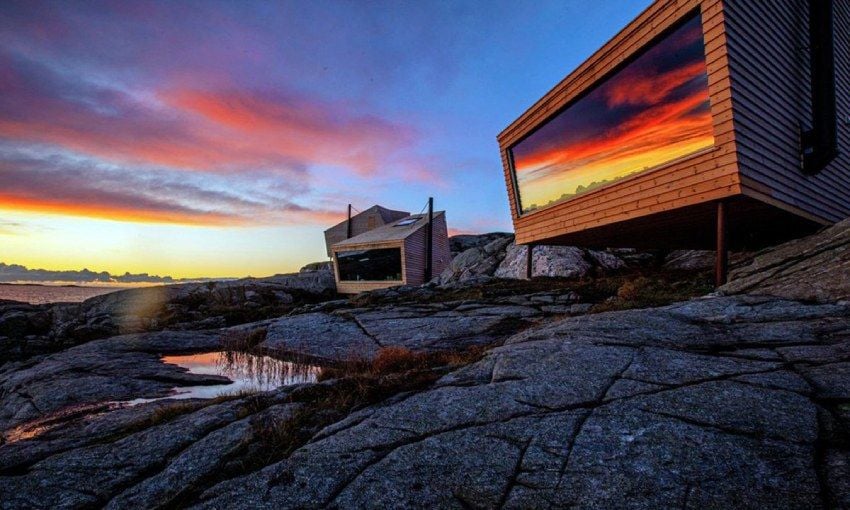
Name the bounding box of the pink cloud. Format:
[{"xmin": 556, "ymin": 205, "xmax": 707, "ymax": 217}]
[
  {"xmin": 162, "ymin": 89, "xmax": 417, "ymax": 176},
  {"xmin": 0, "ymin": 55, "xmax": 432, "ymax": 181}
]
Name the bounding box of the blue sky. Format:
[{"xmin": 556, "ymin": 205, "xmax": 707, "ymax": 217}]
[{"xmin": 0, "ymin": 0, "xmax": 650, "ymax": 277}]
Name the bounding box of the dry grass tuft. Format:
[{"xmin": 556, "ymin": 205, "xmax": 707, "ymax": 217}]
[
  {"xmin": 593, "ymin": 273, "xmax": 713, "ymax": 313},
  {"xmin": 243, "ymin": 344, "xmax": 492, "ymax": 468},
  {"xmin": 316, "ymin": 344, "xmax": 490, "ymax": 382},
  {"xmin": 146, "ymin": 401, "xmax": 202, "ymax": 426}
]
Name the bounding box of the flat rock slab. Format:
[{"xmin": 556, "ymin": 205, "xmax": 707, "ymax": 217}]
[
  {"xmin": 2, "ymin": 296, "xmax": 850, "ymax": 509},
  {"xmin": 261, "ymin": 312, "xmax": 380, "ymax": 361},
  {"xmin": 261, "ymin": 303, "xmax": 542, "ymax": 362},
  {"xmin": 0, "ymin": 330, "xmax": 224, "ymax": 430},
  {"xmin": 192, "ymin": 296, "xmax": 850, "ymax": 509}
]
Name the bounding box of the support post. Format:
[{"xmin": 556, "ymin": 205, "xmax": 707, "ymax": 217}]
[
  {"xmin": 526, "ymin": 244, "xmax": 534, "ymax": 280},
  {"xmin": 346, "ymin": 204, "xmax": 352, "ymax": 239},
  {"xmin": 715, "ymin": 201, "xmax": 728, "ymax": 287},
  {"xmin": 425, "ymin": 197, "xmax": 434, "ymax": 281}
]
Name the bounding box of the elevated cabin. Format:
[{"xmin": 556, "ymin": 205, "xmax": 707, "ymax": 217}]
[
  {"xmin": 498, "ymin": 0, "xmax": 849, "ymax": 284},
  {"xmin": 323, "ymin": 205, "xmax": 410, "ymax": 257},
  {"xmin": 331, "ymin": 212, "xmax": 450, "ymax": 294}
]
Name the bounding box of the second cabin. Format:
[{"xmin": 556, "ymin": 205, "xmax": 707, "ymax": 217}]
[{"xmin": 327, "ymin": 206, "xmax": 450, "ymax": 294}]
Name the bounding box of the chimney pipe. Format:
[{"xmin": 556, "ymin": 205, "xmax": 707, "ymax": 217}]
[
  {"xmin": 346, "ymin": 204, "xmax": 352, "ymax": 239},
  {"xmin": 425, "ymin": 197, "xmax": 433, "ymax": 282}
]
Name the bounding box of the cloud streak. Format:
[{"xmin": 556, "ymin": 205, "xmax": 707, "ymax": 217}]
[
  {"xmin": 0, "ymin": 53, "xmax": 419, "ymax": 177},
  {"xmin": 0, "ymin": 46, "xmax": 428, "ymax": 228},
  {"xmin": 0, "ymin": 146, "xmax": 343, "ymax": 226}
]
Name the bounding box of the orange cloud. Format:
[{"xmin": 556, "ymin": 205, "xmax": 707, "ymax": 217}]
[
  {"xmin": 0, "ymin": 153, "xmax": 347, "ymax": 227},
  {"xmin": 0, "ymin": 193, "xmax": 242, "ymax": 226},
  {"xmin": 161, "ymin": 89, "xmax": 417, "ymax": 176}
]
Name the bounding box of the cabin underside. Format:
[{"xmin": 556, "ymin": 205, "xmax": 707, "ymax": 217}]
[{"xmin": 528, "ymin": 194, "xmax": 824, "ymax": 252}]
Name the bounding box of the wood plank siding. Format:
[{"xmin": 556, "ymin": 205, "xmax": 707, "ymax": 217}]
[
  {"xmin": 498, "ymin": 0, "xmax": 744, "ymax": 247},
  {"xmin": 498, "ymin": 0, "xmax": 847, "ymax": 249},
  {"xmin": 402, "ymin": 213, "xmax": 451, "ymax": 285},
  {"xmin": 724, "ymin": 0, "xmax": 850, "ymax": 223}
]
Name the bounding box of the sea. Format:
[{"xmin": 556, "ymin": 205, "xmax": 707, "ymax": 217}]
[{"xmin": 0, "ymin": 283, "xmax": 129, "ymax": 305}]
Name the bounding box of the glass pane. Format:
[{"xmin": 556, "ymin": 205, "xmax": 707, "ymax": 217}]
[
  {"xmin": 395, "ymin": 217, "xmax": 420, "ymax": 226},
  {"xmin": 337, "ymin": 248, "xmax": 402, "ymax": 281},
  {"xmin": 510, "ymin": 13, "xmax": 714, "ymax": 214}
]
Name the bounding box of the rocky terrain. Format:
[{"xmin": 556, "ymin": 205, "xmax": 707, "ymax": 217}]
[
  {"xmin": 719, "ymin": 217, "xmax": 850, "ymax": 302},
  {"xmin": 0, "ymin": 264, "xmax": 336, "ymax": 362},
  {"xmin": 0, "ymin": 219, "xmax": 849, "ymax": 509}
]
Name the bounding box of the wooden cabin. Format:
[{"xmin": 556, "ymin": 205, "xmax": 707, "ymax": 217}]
[
  {"xmin": 498, "ymin": 0, "xmax": 849, "ymax": 284},
  {"xmin": 323, "ymin": 205, "xmax": 410, "ymax": 257},
  {"xmin": 331, "ymin": 212, "xmax": 450, "ymax": 294}
]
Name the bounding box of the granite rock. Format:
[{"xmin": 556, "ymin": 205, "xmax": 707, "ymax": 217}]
[{"xmin": 720, "ymin": 217, "xmax": 850, "ymax": 302}]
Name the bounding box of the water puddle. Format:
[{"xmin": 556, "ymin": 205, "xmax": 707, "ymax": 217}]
[
  {"xmin": 125, "ymin": 351, "xmax": 320, "ymax": 405},
  {"xmin": 2, "ymin": 352, "xmax": 320, "ymax": 444}
]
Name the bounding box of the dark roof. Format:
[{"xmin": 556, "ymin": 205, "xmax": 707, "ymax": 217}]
[
  {"xmin": 332, "ymin": 212, "xmax": 446, "ymax": 248},
  {"xmin": 323, "ymin": 205, "xmax": 410, "ymax": 234}
]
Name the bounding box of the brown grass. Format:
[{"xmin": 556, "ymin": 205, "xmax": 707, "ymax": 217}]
[
  {"xmin": 243, "ymin": 344, "xmax": 491, "ymax": 468},
  {"xmin": 591, "ymin": 272, "xmax": 713, "ymax": 313},
  {"xmin": 316, "ymin": 345, "xmax": 489, "ymax": 382},
  {"xmin": 146, "ymin": 401, "xmax": 201, "ymax": 426}
]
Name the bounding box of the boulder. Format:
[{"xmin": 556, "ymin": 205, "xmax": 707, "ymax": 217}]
[
  {"xmin": 587, "ymin": 249, "xmax": 627, "ymax": 272},
  {"xmin": 495, "ymin": 244, "xmax": 592, "ymax": 279},
  {"xmin": 438, "ymin": 233, "xmax": 640, "ymax": 285},
  {"xmin": 437, "ymin": 236, "xmax": 513, "ymax": 285},
  {"xmin": 720, "ymin": 217, "xmax": 850, "ymax": 303},
  {"xmin": 448, "ymin": 233, "xmax": 513, "ymax": 258},
  {"xmin": 299, "ymin": 261, "xmax": 333, "ymax": 273},
  {"xmin": 261, "ymin": 312, "xmax": 380, "ymax": 362}
]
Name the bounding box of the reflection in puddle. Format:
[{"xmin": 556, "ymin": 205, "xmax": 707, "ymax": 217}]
[
  {"xmin": 2, "ymin": 352, "xmax": 319, "ymax": 443},
  {"xmin": 127, "ymin": 351, "xmax": 320, "ymax": 405}
]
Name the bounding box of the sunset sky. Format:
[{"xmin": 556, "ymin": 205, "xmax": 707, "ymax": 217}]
[
  {"xmin": 512, "ymin": 14, "xmax": 714, "ymax": 212},
  {"xmin": 0, "ymin": 0, "xmax": 651, "ymax": 279}
]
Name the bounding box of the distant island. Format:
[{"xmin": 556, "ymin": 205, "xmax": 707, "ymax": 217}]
[{"xmin": 0, "ymin": 262, "xmax": 223, "ymax": 285}]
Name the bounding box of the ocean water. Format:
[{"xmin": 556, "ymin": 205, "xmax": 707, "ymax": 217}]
[{"xmin": 0, "ymin": 283, "xmax": 127, "ymax": 304}]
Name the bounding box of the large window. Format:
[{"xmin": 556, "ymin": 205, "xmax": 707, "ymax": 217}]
[
  {"xmin": 337, "ymin": 248, "xmax": 402, "ymax": 281},
  {"xmin": 510, "ymin": 13, "xmax": 715, "ymax": 214}
]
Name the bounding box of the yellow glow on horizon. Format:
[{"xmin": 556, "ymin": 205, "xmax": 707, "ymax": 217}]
[{"xmin": 0, "ymin": 210, "xmax": 327, "ymax": 279}]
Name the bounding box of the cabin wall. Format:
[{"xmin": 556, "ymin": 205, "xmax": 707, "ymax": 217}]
[
  {"xmin": 497, "ymin": 0, "xmax": 744, "ymax": 247},
  {"xmin": 324, "ymin": 208, "xmax": 409, "ymax": 257},
  {"xmin": 724, "ymin": 0, "xmax": 850, "ymax": 223},
  {"xmin": 402, "ymin": 214, "xmax": 451, "ymax": 285}
]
